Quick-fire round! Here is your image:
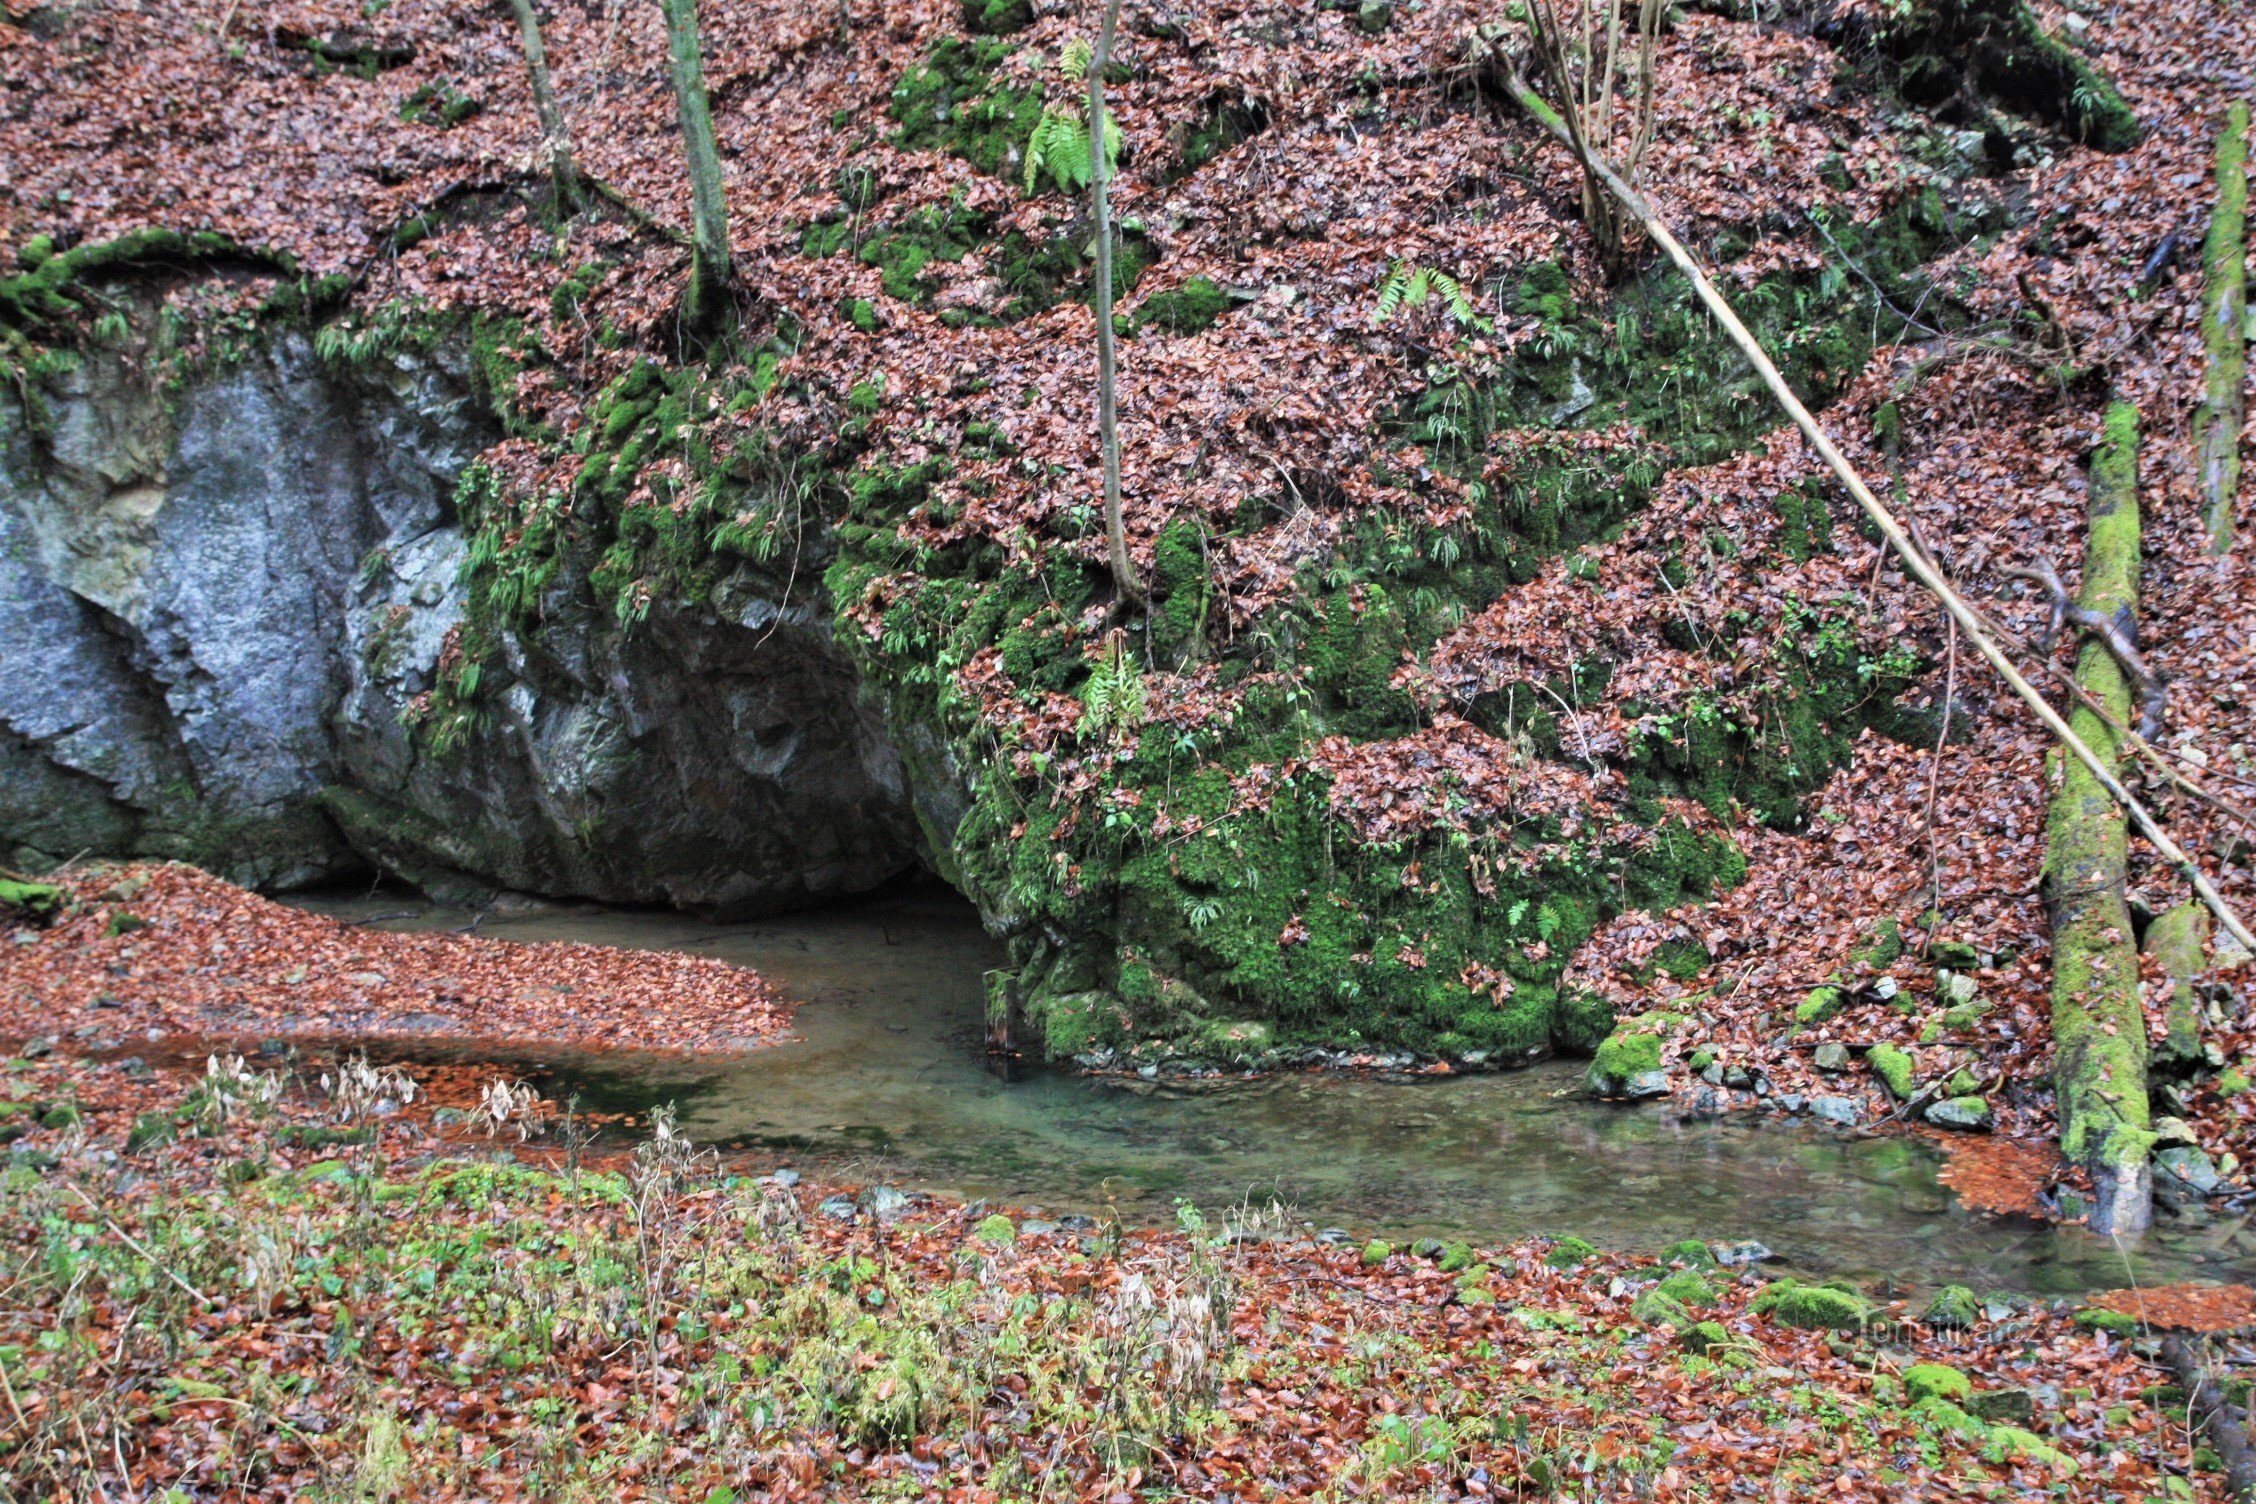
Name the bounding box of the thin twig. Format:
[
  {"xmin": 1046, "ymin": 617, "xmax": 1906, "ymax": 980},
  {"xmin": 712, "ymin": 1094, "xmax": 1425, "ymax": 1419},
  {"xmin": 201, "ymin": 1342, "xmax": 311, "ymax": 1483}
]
[{"xmin": 65, "ymin": 1183, "xmax": 210, "ymax": 1307}]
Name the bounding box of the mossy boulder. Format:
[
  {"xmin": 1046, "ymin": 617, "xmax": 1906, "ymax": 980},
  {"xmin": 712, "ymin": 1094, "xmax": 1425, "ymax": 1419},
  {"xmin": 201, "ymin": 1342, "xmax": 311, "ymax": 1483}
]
[
  {"xmin": 973, "ymin": 1213, "xmax": 1016, "ymax": 1245},
  {"xmin": 1632, "ymin": 1288, "xmax": 1692, "ymax": 1326},
  {"xmin": 1903, "ymin": 1363, "xmax": 1972, "ymax": 1405},
  {"xmin": 1866, "ymin": 1042, "xmax": 1917, "ymax": 1100},
  {"xmin": 1679, "ymin": 1320, "xmax": 1734, "ymax": 1355},
  {"xmin": 1923, "ymin": 1284, "xmax": 1979, "ymax": 1329},
  {"xmin": 1923, "ymin": 1095, "xmax": 1992, "ymax": 1131},
  {"xmin": 1544, "ymin": 1236, "xmax": 1598, "ymax": 1269},
  {"xmin": 1753, "ymin": 1279, "xmax": 1876, "ymax": 1331},
  {"xmin": 1361, "ymin": 1239, "xmax": 1393, "ymax": 1266},
  {"xmin": 1653, "ymin": 1269, "xmax": 1717, "ymax": 1306},
  {"xmin": 1794, "ymin": 985, "xmax": 1846, "ymax": 1026},
  {"xmin": 1586, "ymin": 1030, "xmax": 1664, "ymax": 1098},
  {"xmin": 0, "ymin": 879, "xmax": 64, "ymax": 924},
  {"xmin": 1658, "ymin": 1238, "xmax": 1717, "ymax": 1270}
]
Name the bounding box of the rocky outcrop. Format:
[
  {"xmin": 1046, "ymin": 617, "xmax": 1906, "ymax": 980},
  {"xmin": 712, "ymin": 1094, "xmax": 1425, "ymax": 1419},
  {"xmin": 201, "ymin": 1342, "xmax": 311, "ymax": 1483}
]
[{"xmin": 0, "ymin": 331, "xmax": 923, "ymax": 912}]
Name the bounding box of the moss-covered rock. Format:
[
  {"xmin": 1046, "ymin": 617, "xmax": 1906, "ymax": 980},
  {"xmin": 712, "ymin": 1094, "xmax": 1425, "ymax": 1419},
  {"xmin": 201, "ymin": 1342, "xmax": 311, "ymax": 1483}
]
[
  {"xmin": 1632, "ymin": 1287, "xmax": 1691, "ymax": 1326},
  {"xmin": 1753, "ymin": 1279, "xmax": 1875, "ymax": 1331},
  {"xmin": 1658, "ymin": 1238, "xmax": 1717, "ymax": 1270},
  {"xmin": 1903, "ymin": 1363, "xmax": 1972, "ymax": 1405},
  {"xmin": 1543, "ymin": 1236, "xmax": 1598, "ymax": 1269},
  {"xmin": 1867, "ymin": 1042, "xmax": 1917, "ymax": 1100},
  {"xmin": 1586, "ymin": 1030, "xmax": 1664, "ymax": 1097},
  {"xmin": 1923, "ymin": 1284, "xmax": 1979, "ymax": 1329},
  {"xmin": 1653, "ymin": 1268, "xmax": 1716, "ymax": 1306}
]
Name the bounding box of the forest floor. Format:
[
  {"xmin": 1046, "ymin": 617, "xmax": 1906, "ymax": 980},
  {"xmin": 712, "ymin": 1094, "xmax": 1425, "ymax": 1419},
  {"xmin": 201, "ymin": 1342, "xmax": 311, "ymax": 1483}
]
[
  {"xmin": 0, "ymin": 863, "xmax": 792, "ymax": 1056},
  {"xmin": 0, "ymin": 1036, "xmax": 2240, "ymax": 1503},
  {"xmin": 1, "ymin": 870, "xmax": 2254, "ymax": 1500}
]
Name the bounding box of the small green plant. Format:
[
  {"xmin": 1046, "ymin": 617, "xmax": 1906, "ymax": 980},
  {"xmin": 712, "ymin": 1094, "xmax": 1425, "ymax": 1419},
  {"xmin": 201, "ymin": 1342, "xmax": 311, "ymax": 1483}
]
[
  {"xmin": 1371, "ymin": 261, "xmax": 1490, "ymax": 331},
  {"xmin": 1023, "ymin": 44, "xmax": 1121, "ymax": 195}
]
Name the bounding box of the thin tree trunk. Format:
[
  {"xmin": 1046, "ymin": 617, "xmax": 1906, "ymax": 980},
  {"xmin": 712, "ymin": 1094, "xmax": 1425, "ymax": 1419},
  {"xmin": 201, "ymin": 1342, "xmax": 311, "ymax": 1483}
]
[
  {"xmin": 1089, "ymin": 0, "xmax": 1139, "ymax": 606},
  {"xmin": 2197, "ymin": 101, "xmax": 2248, "ymax": 555},
  {"xmin": 1495, "ymin": 63, "xmax": 2256, "ymax": 960},
  {"xmin": 2046, "ymin": 403, "xmax": 2151, "ymax": 1235},
  {"xmin": 2147, "ymin": 900, "xmax": 2211, "ymax": 1075},
  {"xmin": 508, "ymin": 0, "xmax": 582, "ymax": 215},
  {"xmin": 660, "ymin": 0, "xmax": 734, "ymax": 331}
]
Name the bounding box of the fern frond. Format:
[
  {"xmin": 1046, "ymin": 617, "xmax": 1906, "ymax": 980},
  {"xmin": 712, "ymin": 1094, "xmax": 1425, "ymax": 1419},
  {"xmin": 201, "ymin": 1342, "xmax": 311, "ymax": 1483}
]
[{"xmin": 1060, "ymin": 38, "xmax": 1093, "ymax": 80}]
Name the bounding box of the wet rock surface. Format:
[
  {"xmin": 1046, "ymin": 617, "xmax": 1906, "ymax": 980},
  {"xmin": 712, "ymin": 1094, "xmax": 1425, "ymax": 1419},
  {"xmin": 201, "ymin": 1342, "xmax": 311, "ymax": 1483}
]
[{"xmin": 0, "ymin": 336, "xmax": 922, "ymax": 910}]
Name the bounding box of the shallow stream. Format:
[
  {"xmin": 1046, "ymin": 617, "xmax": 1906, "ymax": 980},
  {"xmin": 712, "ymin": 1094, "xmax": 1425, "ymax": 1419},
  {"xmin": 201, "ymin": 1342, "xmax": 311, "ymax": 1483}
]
[{"xmin": 303, "ymin": 885, "xmax": 2255, "ymax": 1297}]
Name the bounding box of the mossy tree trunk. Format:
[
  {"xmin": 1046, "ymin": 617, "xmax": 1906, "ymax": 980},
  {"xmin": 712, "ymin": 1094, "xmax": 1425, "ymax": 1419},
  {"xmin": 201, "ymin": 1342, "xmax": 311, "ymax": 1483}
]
[
  {"xmin": 507, "ymin": 0, "xmax": 582, "ymax": 216},
  {"xmin": 660, "ymin": 0, "xmax": 735, "ymax": 332},
  {"xmin": 2146, "ymin": 901, "xmax": 2211, "ymax": 1077},
  {"xmin": 2196, "ymin": 102, "xmax": 2248, "ymax": 556},
  {"xmin": 1087, "ymin": 0, "xmax": 1141, "ymax": 608},
  {"xmin": 2047, "ymin": 402, "xmax": 2152, "ymax": 1234}
]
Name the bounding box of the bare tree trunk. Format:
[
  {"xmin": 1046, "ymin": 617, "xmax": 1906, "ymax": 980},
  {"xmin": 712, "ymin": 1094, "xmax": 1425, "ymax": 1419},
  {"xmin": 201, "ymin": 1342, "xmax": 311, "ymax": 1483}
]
[
  {"xmin": 2197, "ymin": 101, "xmax": 2248, "ymax": 555},
  {"xmin": 508, "ymin": 0, "xmax": 582, "ymax": 215},
  {"xmin": 660, "ymin": 0, "xmax": 734, "ymax": 331},
  {"xmin": 1088, "ymin": 0, "xmax": 1140, "ymax": 607},
  {"xmin": 2046, "ymin": 403, "xmax": 2152, "ymax": 1235}
]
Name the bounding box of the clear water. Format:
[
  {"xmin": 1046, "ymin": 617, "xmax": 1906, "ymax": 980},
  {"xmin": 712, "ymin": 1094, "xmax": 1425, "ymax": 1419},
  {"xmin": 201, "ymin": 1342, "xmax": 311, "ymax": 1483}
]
[{"xmin": 302, "ymin": 885, "xmax": 2256, "ymax": 1297}]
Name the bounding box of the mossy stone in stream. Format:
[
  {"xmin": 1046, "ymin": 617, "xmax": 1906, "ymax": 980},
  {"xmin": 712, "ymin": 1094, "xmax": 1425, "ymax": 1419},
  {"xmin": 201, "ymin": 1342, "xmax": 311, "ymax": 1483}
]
[
  {"xmin": 1923, "ymin": 1095, "xmax": 1992, "ymax": 1131},
  {"xmin": 1658, "ymin": 1238, "xmax": 1717, "ymax": 1270},
  {"xmin": 1586, "ymin": 1031, "xmax": 1663, "ymax": 1097},
  {"xmin": 1903, "ymin": 1364, "xmax": 1972, "ymax": 1405}
]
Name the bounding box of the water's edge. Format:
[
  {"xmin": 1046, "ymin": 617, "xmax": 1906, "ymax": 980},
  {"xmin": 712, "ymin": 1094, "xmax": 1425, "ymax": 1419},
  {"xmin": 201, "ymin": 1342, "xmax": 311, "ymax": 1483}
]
[{"xmin": 291, "ymin": 885, "xmax": 2255, "ymax": 1298}]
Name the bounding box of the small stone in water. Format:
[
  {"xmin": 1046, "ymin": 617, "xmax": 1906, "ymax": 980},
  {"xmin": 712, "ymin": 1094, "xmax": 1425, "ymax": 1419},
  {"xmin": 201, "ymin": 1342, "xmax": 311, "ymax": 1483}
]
[
  {"xmin": 1624, "ymin": 1070, "xmax": 1670, "ymax": 1100},
  {"xmin": 1712, "ymin": 1240, "xmax": 1774, "ymax": 1266},
  {"xmin": 1808, "ymin": 1096, "xmax": 1861, "ymax": 1126}
]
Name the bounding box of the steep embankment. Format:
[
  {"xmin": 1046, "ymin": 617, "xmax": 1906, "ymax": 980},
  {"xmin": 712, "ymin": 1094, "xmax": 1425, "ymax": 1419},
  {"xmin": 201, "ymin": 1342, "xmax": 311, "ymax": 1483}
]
[{"xmin": 1, "ymin": 0, "xmax": 2248, "ymax": 1156}]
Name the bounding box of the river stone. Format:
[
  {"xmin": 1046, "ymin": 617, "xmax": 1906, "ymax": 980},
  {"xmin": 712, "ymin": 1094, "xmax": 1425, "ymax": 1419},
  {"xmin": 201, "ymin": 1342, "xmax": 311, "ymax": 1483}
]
[
  {"xmin": 1812, "ymin": 1042, "xmax": 1851, "ymax": 1073},
  {"xmin": 859, "ymin": 1185, "xmax": 913, "ymax": 1223},
  {"xmin": 1808, "ymin": 1096, "xmax": 1861, "ymax": 1126},
  {"xmin": 815, "ymin": 1194, "xmax": 857, "ymax": 1222},
  {"xmin": 1623, "ymin": 1070, "xmax": 1671, "ymax": 1100},
  {"xmin": 0, "ymin": 334, "xmax": 924, "ymax": 911},
  {"xmin": 1923, "ymin": 1096, "xmax": 1993, "ymax": 1131},
  {"xmin": 2156, "ymin": 1145, "xmax": 2223, "ymax": 1201},
  {"xmin": 1936, "ymin": 971, "xmax": 1979, "ymax": 1007},
  {"xmin": 1713, "ymin": 1240, "xmax": 1774, "ymax": 1266}
]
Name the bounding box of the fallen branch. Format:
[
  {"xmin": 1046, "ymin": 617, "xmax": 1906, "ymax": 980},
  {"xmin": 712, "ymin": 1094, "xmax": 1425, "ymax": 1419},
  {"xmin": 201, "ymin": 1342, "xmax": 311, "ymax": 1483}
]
[
  {"xmin": 2162, "ymin": 1335, "xmax": 2256, "ymax": 1501},
  {"xmin": 2002, "ymin": 553, "xmax": 2166, "ymax": 740},
  {"xmin": 1490, "ymin": 53, "xmax": 2256, "ymax": 960},
  {"xmin": 2196, "ymin": 101, "xmax": 2249, "ymax": 555}
]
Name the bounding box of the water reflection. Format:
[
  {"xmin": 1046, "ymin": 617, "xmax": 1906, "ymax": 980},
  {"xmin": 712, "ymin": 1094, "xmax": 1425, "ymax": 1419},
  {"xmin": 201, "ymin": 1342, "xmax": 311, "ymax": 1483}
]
[{"xmin": 298, "ymin": 884, "xmax": 2255, "ymax": 1296}]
